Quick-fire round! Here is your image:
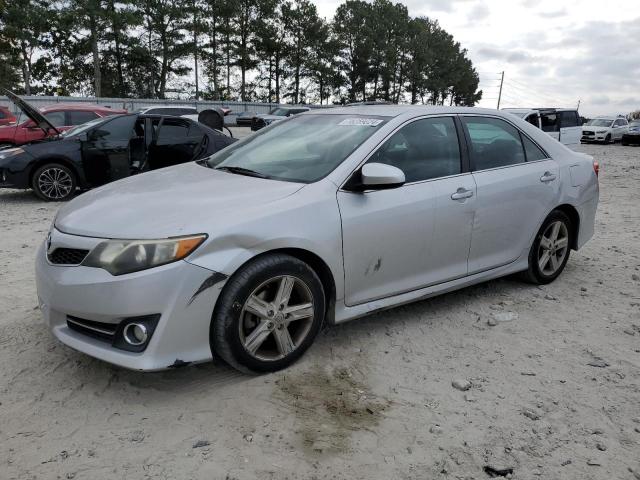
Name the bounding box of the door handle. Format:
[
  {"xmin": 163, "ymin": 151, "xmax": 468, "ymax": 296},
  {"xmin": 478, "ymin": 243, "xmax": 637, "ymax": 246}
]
[
  {"xmin": 540, "ymin": 171, "xmax": 557, "ymax": 183},
  {"xmin": 451, "ymin": 188, "xmax": 474, "ymax": 200}
]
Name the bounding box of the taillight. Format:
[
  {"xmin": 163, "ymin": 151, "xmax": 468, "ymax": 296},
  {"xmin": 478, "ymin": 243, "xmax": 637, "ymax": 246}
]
[{"xmin": 593, "ymin": 161, "xmax": 599, "ymax": 178}]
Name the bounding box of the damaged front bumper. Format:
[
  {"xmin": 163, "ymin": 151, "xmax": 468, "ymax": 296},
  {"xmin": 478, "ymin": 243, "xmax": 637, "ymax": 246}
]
[{"xmin": 35, "ymin": 229, "xmax": 228, "ymax": 371}]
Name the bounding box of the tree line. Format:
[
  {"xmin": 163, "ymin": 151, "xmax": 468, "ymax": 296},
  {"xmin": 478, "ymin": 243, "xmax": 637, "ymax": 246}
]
[{"xmin": 0, "ymin": 0, "xmax": 482, "ymax": 106}]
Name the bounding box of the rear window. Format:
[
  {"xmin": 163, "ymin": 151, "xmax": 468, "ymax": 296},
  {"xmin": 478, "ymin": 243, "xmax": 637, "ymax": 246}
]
[{"xmin": 68, "ymin": 110, "xmax": 99, "ymax": 125}]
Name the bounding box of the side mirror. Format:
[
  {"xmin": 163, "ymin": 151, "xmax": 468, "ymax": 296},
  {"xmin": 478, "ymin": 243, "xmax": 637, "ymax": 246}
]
[{"xmin": 348, "ymin": 163, "xmax": 405, "ymax": 191}]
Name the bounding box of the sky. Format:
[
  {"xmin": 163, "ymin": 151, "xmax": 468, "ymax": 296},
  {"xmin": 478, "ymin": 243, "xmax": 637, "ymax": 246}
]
[{"xmin": 313, "ymin": 0, "xmax": 640, "ymax": 117}]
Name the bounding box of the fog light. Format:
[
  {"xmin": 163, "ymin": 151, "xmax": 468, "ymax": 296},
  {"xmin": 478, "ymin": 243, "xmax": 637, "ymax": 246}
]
[{"xmin": 123, "ymin": 323, "xmax": 148, "ymax": 346}]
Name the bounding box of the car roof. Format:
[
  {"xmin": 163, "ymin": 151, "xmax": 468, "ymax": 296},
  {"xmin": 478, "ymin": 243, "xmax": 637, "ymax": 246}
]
[
  {"xmin": 304, "ymin": 105, "xmax": 514, "ymax": 118},
  {"xmin": 40, "ymin": 103, "xmax": 124, "ymax": 112},
  {"xmin": 142, "ymin": 105, "xmax": 197, "ymax": 110}
]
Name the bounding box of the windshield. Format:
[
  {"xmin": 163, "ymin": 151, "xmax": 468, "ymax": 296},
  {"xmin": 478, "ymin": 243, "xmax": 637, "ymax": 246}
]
[
  {"xmin": 62, "ymin": 116, "xmax": 113, "ymax": 137},
  {"xmin": 206, "ymin": 114, "xmax": 388, "ymax": 183},
  {"xmin": 586, "ymin": 119, "xmax": 613, "ymax": 127},
  {"xmin": 269, "ymin": 108, "xmax": 291, "ymax": 116}
]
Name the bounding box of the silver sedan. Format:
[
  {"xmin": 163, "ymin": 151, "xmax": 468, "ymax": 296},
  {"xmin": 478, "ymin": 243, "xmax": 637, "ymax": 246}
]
[{"xmin": 36, "ymin": 106, "xmax": 599, "ymax": 373}]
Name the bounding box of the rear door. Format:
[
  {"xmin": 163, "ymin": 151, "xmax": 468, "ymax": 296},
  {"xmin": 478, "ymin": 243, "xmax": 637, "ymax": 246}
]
[
  {"xmin": 558, "ymin": 110, "xmax": 581, "ymax": 145},
  {"xmin": 82, "ymin": 115, "xmax": 137, "ymax": 185},
  {"xmin": 461, "ymin": 115, "xmax": 561, "ymax": 273},
  {"xmin": 613, "ymin": 119, "xmax": 628, "ymax": 140},
  {"xmin": 148, "ymin": 118, "xmax": 204, "ymax": 169}
]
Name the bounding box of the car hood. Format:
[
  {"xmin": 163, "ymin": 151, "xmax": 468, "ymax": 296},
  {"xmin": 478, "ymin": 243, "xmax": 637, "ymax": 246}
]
[
  {"xmin": 55, "ymin": 162, "xmax": 305, "ymax": 239},
  {"xmin": 3, "ymin": 89, "xmax": 61, "ymax": 135}
]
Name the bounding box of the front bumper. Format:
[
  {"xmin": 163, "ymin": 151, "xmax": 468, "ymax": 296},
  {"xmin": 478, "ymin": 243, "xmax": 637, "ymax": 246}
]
[
  {"xmin": 35, "ymin": 229, "xmax": 227, "ymax": 371},
  {"xmin": 581, "ymin": 131, "xmax": 609, "ymax": 142},
  {"xmin": 622, "ymin": 133, "xmax": 640, "ymax": 145}
]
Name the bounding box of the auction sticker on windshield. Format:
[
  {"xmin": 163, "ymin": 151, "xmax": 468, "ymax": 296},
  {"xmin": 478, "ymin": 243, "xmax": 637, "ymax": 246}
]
[{"xmin": 338, "ymin": 118, "xmax": 384, "ymax": 127}]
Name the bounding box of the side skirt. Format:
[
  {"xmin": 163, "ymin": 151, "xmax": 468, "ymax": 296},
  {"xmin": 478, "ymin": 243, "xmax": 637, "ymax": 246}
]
[{"xmin": 333, "ymin": 254, "xmax": 529, "ymax": 324}]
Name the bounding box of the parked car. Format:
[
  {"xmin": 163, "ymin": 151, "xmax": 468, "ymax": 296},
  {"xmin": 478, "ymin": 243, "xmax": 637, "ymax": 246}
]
[
  {"xmin": 235, "ymin": 111, "xmax": 258, "ymax": 127},
  {"xmin": 0, "ymin": 91, "xmax": 126, "ymax": 148},
  {"xmin": 581, "ymin": 116, "xmax": 629, "ymax": 144},
  {"xmin": 503, "ymin": 108, "xmax": 582, "ymax": 145},
  {"xmin": 251, "ymin": 106, "xmax": 310, "ymax": 131},
  {"xmin": 0, "ymin": 110, "xmax": 236, "ymax": 201},
  {"xmin": 35, "ymin": 106, "xmax": 599, "ymax": 373},
  {"xmin": 621, "ymin": 120, "xmax": 640, "ymax": 146},
  {"xmin": 0, "ymin": 105, "xmax": 17, "ymax": 126}
]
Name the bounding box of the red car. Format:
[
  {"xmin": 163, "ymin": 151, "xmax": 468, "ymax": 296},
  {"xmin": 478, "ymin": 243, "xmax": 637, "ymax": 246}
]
[
  {"xmin": 0, "ymin": 96, "xmax": 126, "ymax": 148},
  {"xmin": 0, "ymin": 106, "xmax": 17, "ymax": 126}
]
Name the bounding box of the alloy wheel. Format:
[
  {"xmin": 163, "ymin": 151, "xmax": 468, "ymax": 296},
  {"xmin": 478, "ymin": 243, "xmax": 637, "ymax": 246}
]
[
  {"xmin": 239, "ymin": 275, "xmax": 315, "ymax": 361},
  {"xmin": 537, "ymin": 220, "xmax": 569, "ymax": 276},
  {"xmin": 37, "ymin": 167, "xmax": 73, "ymax": 200}
]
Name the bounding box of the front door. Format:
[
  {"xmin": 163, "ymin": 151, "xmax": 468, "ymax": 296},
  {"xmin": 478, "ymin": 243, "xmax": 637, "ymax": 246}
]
[
  {"xmin": 460, "ymin": 115, "xmax": 561, "ymax": 273},
  {"xmin": 147, "ymin": 118, "xmax": 205, "ymax": 170},
  {"xmin": 82, "ymin": 115, "xmax": 136, "ymax": 186},
  {"xmin": 338, "ymin": 116, "xmax": 475, "ymax": 306}
]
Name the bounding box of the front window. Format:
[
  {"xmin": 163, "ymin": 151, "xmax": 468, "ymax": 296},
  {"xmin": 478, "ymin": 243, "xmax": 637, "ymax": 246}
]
[
  {"xmin": 207, "ymin": 114, "xmax": 388, "ymax": 183},
  {"xmin": 367, "ymin": 117, "xmax": 461, "ymax": 183}
]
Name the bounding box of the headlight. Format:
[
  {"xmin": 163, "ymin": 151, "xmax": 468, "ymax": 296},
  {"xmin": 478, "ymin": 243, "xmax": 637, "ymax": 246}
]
[
  {"xmin": 0, "ymin": 147, "xmax": 25, "ymax": 159},
  {"xmin": 82, "ymin": 234, "xmax": 207, "ymax": 275}
]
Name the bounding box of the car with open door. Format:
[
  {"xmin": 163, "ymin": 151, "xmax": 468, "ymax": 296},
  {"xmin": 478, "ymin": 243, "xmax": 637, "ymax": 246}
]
[
  {"xmin": 0, "ymin": 90, "xmax": 126, "ymax": 148},
  {"xmin": 0, "ymin": 112, "xmax": 236, "ymax": 201}
]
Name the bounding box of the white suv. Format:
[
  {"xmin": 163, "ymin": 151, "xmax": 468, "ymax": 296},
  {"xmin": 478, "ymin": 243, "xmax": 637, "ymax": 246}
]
[
  {"xmin": 503, "ymin": 108, "xmax": 582, "ymax": 145},
  {"xmin": 581, "ymin": 116, "xmax": 629, "ymax": 144}
]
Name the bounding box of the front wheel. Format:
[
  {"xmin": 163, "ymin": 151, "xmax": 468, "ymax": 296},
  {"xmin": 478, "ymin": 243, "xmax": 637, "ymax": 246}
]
[
  {"xmin": 211, "ymin": 254, "xmax": 325, "ymax": 373},
  {"xmin": 521, "ymin": 210, "xmax": 573, "ymax": 285},
  {"xmin": 605, "ymin": 134, "xmax": 612, "ymax": 144},
  {"xmin": 31, "ymin": 163, "xmax": 77, "ymax": 201}
]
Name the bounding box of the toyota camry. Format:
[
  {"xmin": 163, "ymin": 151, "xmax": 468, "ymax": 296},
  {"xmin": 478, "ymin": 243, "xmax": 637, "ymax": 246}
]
[{"xmin": 35, "ymin": 106, "xmax": 599, "ymax": 373}]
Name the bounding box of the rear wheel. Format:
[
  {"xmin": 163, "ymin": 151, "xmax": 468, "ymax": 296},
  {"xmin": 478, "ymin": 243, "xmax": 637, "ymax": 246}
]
[
  {"xmin": 521, "ymin": 210, "xmax": 573, "ymax": 285},
  {"xmin": 31, "ymin": 163, "xmax": 76, "ymax": 201},
  {"xmin": 211, "ymin": 254, "xmax": 325, "ymax": 373}
]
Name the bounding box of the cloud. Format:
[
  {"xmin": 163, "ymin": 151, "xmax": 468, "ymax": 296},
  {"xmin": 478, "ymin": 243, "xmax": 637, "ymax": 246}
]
[
  {"xmin": 538, "ymin": 8, "xmax": 567, "ymax": 18},
  {"xmin": 468, "ymin": 3, "xmax": 490, "ymax": 22}
]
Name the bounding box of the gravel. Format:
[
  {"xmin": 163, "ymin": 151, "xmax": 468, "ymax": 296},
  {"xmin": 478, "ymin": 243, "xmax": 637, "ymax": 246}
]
[{"xmin": 1, "ymin": 143, "xmax": 639, "ymax": 479}]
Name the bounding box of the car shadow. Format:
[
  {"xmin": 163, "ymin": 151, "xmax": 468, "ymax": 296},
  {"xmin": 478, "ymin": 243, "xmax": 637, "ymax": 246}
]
[{"xmin": 0, "ymin": 188, "xmax": 46, "ymax": 205}]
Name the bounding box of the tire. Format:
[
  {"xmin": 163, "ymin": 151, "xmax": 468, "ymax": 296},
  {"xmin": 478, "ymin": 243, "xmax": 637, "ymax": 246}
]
[
  {"xmin": 520, "ymin": 210, "xmax": 573, "ymax": 285},
  {"xmin": 605, "ymin": 134, "xmax": 612, "ymax": 144},
  {"xmin": 211, "ymin": 253, "xmax": 326, "ymax": 373},
  {"xmin": 31, "ymin": 163, "xmax": 77, "ymax": 201}
]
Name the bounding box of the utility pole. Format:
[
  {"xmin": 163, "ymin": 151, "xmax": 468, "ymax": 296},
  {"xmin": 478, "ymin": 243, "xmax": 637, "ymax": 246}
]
[
  {"xmin": 576, "ymin": 99, "xmax": 581, "ymax": 110},
  {"xmin": 193, "ymin": 0, "xmax": 199, "ymax": 100},
  {"xmin": 496, "ymin": 71, "xmax": 504, "ymax": 109}
]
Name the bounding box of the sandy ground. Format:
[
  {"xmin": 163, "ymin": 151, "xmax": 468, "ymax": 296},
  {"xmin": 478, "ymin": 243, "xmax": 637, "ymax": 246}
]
[{"xmin": 1, "ymin": 140, "xmax": 639, "ymax": 480}]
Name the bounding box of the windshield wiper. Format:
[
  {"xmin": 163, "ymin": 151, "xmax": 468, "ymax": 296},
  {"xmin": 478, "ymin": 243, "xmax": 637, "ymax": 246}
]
[{"xmin": 215, "ymin": 166, "xmax": 269, "ymax": 178}]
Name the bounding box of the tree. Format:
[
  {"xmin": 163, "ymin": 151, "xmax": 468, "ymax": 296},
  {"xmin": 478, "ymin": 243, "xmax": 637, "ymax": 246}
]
[
  {"xmin": 333, "ymin": 0, "xmax": 374, "ymax": 102},
  {"xmin": 282, "ymin": 0, "xmax": 322, "ymax": 104},
  {"xmin": 138, "ymin": 0, "xmax": 191, "ymax": 98},
  {"xmin": 1, "ymin": 0, "xmax": 49, "ymax": 94}
]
